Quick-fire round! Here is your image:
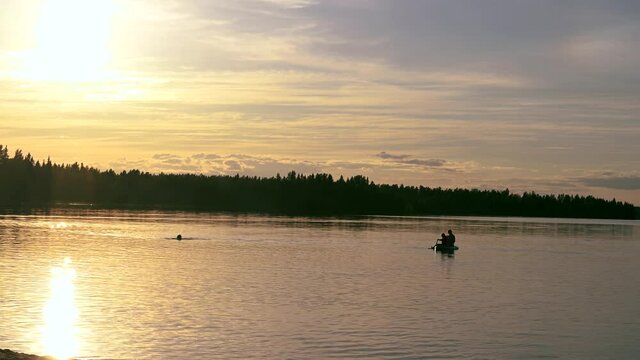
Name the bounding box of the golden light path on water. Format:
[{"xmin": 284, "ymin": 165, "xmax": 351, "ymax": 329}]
[{"xmin": 41, "ymin": 257, "xmax": 79, "ymax": 360}]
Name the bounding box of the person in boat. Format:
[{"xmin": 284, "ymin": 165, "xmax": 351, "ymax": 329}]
[
  {"xmin": 447, "ymin": 229, "xmax": 455, "ymax": 245},
  {"xmin": 437, "ymin": 232, "xmax": 449, "ymax": 246},
  {"xmin": 176, "ymin": 234, "xmax": 182, "ymax": 240}
]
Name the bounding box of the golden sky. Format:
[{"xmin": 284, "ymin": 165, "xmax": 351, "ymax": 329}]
[{"xmin": 1, "ymin": 0, "xmax": 639, "ymax": 204}]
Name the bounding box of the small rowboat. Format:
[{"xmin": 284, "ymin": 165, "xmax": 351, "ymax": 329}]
[{"xmin": 430, "ymin": 244, "xmax": 459, "ymax": 251}]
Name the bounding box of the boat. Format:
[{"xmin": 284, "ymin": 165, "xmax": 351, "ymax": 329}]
[{"xmin": 430, "ymin": 244, "xmax": 459, "ymax": 251}]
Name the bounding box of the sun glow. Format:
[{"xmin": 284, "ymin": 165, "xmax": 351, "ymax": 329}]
[
  {"xmin": 23, "ymin": 0, "xmax": 117, "ymax": 81},
  {"xmin": 41, "ymin": 257, "xmax": 79, "ymax": 360}
]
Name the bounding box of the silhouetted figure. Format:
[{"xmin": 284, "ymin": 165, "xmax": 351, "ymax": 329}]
[
  {"xmin": 437, "ymin": 232, "xmax": 448, "ymax": 246},
  {"xmin": 447, "ymin": 229, "xmax": 455, "ymax": 245},
  {"xmin": 177, "ymin": 234, "xmax": 182, "ymax": 240}
]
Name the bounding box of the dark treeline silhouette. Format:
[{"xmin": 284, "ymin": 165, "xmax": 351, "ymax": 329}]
[{"xmin": 0, "ymin": 145, "xmax": 636, "ymax": 219}]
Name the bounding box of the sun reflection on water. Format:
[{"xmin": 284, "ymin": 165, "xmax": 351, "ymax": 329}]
[
  {"xmin": 51, "ymin": 222, "xmax": 69, "ymax": 229},
  {"xmin": 41, "ymin": 257, "xmax": 79, "ymax": 360}
]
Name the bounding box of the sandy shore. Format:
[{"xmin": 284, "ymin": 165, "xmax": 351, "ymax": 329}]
[{"xmin": 0, "ymin": 349, "xmax": 52, "ymax": 360}]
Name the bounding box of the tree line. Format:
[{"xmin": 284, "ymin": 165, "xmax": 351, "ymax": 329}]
[{"xmin": 0, "ymin": 145, "xmax": 636, "ymax": 219}]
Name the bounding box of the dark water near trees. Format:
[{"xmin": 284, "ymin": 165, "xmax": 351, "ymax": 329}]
[{"xmin": 1, "ymin": 211, "xmax": 639, "ymax": 359}]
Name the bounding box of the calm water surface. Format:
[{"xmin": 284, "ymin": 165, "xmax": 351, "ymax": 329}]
[{"xmin": 1, "ymin": 210, "xmax": 639, "ymax": 359}]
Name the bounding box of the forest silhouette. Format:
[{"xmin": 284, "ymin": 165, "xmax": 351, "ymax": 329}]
[{"xmin": 0, "ymin": 145, "xmax": 636, "ymax": 219}]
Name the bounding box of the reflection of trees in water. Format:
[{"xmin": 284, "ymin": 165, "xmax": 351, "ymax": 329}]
[{"xmin": 0, "ymin": 145, "xmax": 635, "ymax": 219}]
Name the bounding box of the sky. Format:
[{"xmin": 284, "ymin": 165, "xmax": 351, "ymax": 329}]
[{"xmin": 0, "ymin": 0, "xmax": 639, "ymax": 204}]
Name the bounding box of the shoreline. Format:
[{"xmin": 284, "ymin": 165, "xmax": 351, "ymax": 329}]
[
  {"xmin": 0, "ymin": 349, "xmax": 52, "ymax": 360},
  {"xmin": 1, "ymin": 204, "xmax": 638, "ymax": 221}
]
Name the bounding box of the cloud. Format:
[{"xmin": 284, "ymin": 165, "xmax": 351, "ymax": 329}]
[
  {"xmin": 152, "ymin": 153, "xmax": 180, "ymax": 160},
  {"xmin": 403, "ymin": 158, "xmax": 447, "ymax": 167},
  {"xmin": 192, "ymin": 153, "xmax": 221, "ymax": 160},
  {"xmin": 376, "ymin": 151, "xmax": 409, "ymax": 160},
  {"xmin": 223, "ymin": 159, "xmax": 242, "ymax": 171},
  {"xmin": 376, "ymin": 151, "xmax": 448, "ymax": 169},
  {"xmin": 578, "ymin": 175, "xmax": 640, "ymax": 190},
  {"xmin": 108, "ymin": 152, "xmax": 324, "ymax": 177},
  {"xmin": 260, "ymin": 0, "xmax": 317, "ymax": 8},
  {"xmin": 105, "ymin": 151, "xmax": 467, "ymax": 180}
]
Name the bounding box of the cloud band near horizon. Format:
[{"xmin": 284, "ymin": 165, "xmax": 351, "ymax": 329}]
[{"xmin": 0, "ymin": 0, "xmax": 639, "ymax": 204}]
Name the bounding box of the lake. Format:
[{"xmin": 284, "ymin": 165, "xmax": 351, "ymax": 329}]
[{"xmin": 1, "ymin": 210, "xmax": 639, "ymax": 359}]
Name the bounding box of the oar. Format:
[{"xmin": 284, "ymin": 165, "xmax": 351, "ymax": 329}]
[{"xmin": 429, "ymin": 238, "xmax": 440, "ymax": 249}]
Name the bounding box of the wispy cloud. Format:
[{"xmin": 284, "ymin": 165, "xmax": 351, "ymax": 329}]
[
  {"xmin": 376, "ymin": 152, "xmax": 447, "ymax": 168},
  {"xmin": 260, "ymin": 0, "xmax": 317, "ymax": 8},
  {"xmin": 578, "ymin": 174, "xmax": 640, "ymax": 190},
  {"xmin": 109, "ymin": 153, "xmax": 322, "ymax": 177},
  {"xmin": 376, "ymin": 152, "xmax": 410, "ymax": 160}
]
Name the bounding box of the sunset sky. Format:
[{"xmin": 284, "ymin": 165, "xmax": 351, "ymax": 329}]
[{"xmin": 1, "ymin": 0, "xmax": 639, "ymax": 204}]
